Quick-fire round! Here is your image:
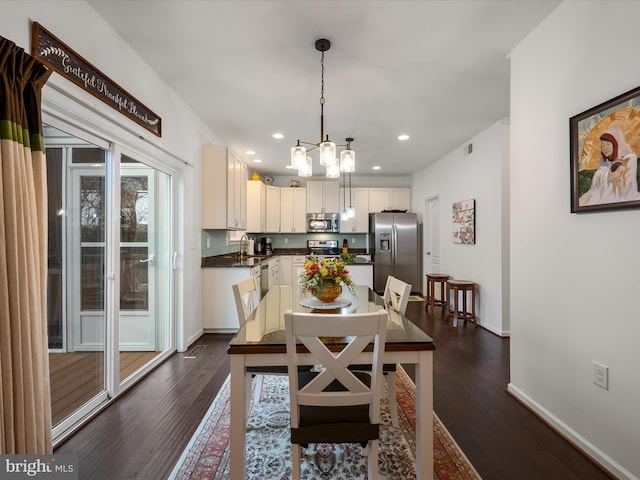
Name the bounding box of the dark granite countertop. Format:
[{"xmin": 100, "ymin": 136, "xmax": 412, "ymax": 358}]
[
  {"xmin": 201, "ymin": 254, "xmax": 271, "ymax": 268},
  {"xmin": 200, "ymin": 248, "xmax": 373, "ymax": 268},
  {"xmin": 201, "ymin": 249, "xmax": 371, "ymax": 268}
]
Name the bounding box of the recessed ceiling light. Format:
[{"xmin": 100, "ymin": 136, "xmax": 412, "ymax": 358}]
[
  {"xmin": 398, "ymin": 134, "xmax": 410, "ymax": 141},
  {"xmin": 253, "ymin": 159, "xmax": 262, "ymax": 163},
  {"xmin": 272, "ymin": 133, "xmax": 284, "ymax": 139},
  {"xmin": 372, "ymin": 166, "xmax": 381, "ymax": 170},
  {"xmin": 246, "ymin": 150, "xmax": 256, "ymax": 155}
]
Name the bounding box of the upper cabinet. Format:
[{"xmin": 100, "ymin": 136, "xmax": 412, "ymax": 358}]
[
  {"xmin": 280, "ymin": 187, "xmax": 307, "ymax": 233},
  {"xmin": 368, "ymin": 188, "xmax": 411, "ymax": 213},
  {"xmin": 265, "ymin": 185, "xmax": 281, "ymax": 233},
  {"xmin": 307, "ymin": 181, "xmax": 340, "ymax": 213},
  {"xmin": 339, "ymin": 187, "xmax": 370, "ymax": 233},
  {"xmin": 246, "ymin": 180, "xmax": 266, "ymax": 233},
  {"xmin": 202, "ymin": 145, "xmax": 247, "ymax": 230}
]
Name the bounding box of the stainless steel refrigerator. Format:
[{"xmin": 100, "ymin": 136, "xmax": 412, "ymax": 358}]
[{"xmin": 369, "ymin": 212, "xmax": 420, "ymax": 293}]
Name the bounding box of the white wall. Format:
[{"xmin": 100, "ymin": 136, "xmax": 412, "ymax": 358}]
[
  {"xmin": 411, "ymin": 121, "xmax": 509, "ymax": 335},
  {"xmin": 509, "ymin": 2, "xmax": 640, "ymax": 478},
  {"xmin": 1, "ymin": 1, "xmax": 218, "ymax": 350}
]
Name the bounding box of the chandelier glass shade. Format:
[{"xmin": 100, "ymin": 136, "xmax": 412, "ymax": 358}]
[
  {"xmin": 292, "ymin": 38, "xmax": 355, "ymax": 178},
  {"xmin": 299, "ymin": 156, "xmax": 313, "ymax": 177}
]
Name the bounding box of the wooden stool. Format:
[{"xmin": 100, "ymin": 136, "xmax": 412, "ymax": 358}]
[
  {"xmin": 425, "ymin": 273, "xmax": 450, "ymax": 311},
  {"xmin": 446, "ymin": 280, "xmax": 477, "ymax": 327}
]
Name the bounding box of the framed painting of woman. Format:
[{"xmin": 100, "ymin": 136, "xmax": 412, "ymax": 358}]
[{"xmin": 570, "ymin": 86, "xmax": 640, "ymax": 213}]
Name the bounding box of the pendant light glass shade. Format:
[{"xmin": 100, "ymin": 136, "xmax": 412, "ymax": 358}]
[
  {"xmin": 319, "ymin": 140, "xmax": 336, "ymax": 166},
  {"xmin": 298, "ymin": 155, "xmax": 313, "ymax": 177},
  {"xmin": 346, "ymin": 205, "xmax": 356, "ymax": 218},
  {"xmin": 325, "ymin": 163, "xmax": 340, "ymax": 178},
  {"xmin": 339, "ymin": 148, "xmax": 355, "ymax": 172},
  {"xmin": 291, "ymin": 145, "xmax": 307, "ymax": 169}
]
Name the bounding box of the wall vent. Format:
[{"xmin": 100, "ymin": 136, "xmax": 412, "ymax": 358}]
[{"xmin": 464, "ymin": 143, "xmax": 473, "ymax": 156}]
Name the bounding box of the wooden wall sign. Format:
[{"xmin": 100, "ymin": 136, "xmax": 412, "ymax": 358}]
[{"xmin": 32, "ymin": 22, "xmax": 162, "ymax": 137}]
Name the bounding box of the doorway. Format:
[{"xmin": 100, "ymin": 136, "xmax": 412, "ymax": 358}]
[
  {"xmin": 424, "ymin": 195, "xmax": 441, "ymax": 292},
  {"xmin": 44, "ymin": 123, "xmax": 174, "ymax": 436}
]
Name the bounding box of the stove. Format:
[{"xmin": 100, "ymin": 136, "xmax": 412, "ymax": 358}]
[{"xmin": 307, "ymin": 240, "xmax": 341, "ymax": 258}]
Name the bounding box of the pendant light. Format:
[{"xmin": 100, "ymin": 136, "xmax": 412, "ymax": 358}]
[
  {"xmin": 341, "ymin": 169, "xmax": 349, "ymax": 221},
  {"xmin": 291, "ymin": 39, "xmax": 355, "ymax": 178},
  {"xmin": 346, "ymin": 172, "xmax": 355, "ymax": 218}
]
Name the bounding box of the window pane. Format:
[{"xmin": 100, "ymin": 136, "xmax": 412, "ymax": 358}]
[
  {"xmin": 80, "ymin": 177, "xmax": 105, "ymax": 242},
  {"xmin": 72, "ymin": 147, "xmax": 106, "ymax": 164},
  {"xmin": 81, "ymin": 247, "xmax": 105, "ymax": 311},
  {"xmin": 120, "ymin": 246, "xmax": 148, "ymax": 310},
  {"xmin": 121, "ymin": 176, "xmax": 148, "ymax": 242}
]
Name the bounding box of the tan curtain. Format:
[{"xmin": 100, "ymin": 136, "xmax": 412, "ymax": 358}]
[{"xmin": 0, "ymin": 36, "xmax": 52, "ymax": 454}]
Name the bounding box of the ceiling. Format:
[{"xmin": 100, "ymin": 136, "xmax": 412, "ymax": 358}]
[{"xmin": 87, "ymin": 0, "xmax": 559, "ymax": 179}]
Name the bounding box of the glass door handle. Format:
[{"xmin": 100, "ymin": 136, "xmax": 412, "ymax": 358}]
[{"xmin": 139, "ymin": 254, "xmax": 155, "ymax": 266}]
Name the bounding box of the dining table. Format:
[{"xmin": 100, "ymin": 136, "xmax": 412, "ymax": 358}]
[{"xmin": 227, "ymin": 284, "xmax": 436, "ymax": 479}]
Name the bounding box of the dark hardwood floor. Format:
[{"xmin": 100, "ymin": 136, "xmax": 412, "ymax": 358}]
[{"xmin": 55, "ymin": 302, "xmax": 614, "ymax": 479}]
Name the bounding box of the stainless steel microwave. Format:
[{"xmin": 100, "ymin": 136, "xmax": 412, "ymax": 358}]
[{"xmin": 306, "ymin": 213, "xmax": 340, "ymax": 233}]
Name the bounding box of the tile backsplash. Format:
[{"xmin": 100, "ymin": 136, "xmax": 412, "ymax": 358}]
[{"xmin": 201, "ymin": 231, "xmax": 368, "ymax": 258}]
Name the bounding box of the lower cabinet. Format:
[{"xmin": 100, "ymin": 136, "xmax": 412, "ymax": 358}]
[
  {"xmin": 346, "ymin": 264, "xmax": 373, "ymax": 289},
  {"xmin": 202, "ymin": 267, "xmax": 257, "ymax": 332},
  {"xmin": 279, "ymin": 255, "xmax": 307, "ymax": 287}
]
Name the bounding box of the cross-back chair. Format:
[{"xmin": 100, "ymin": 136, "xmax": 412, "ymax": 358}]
[
  {"xmin": 381, "ymin": 275, "xmax": 411, "ymax": 427},
  {"xmin": 284, "ymin": 309, "xmax": 389, "ymax": 480},
  {"xmin": 232, "ymin": 277, "xmax": 288, "ymax": 413}
]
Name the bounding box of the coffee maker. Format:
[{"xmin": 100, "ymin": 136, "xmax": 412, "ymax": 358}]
[{"xmin": 260, "ymin": 237, "xmax": 273, "ymax": 255}]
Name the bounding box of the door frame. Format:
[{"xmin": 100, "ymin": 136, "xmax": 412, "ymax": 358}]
[{"xmin": 423, "ymin": 194, "xmax": 441, "ymax": 294}]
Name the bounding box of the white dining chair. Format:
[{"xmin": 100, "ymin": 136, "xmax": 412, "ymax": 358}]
[
  {"xmin": 381, "ymin": 275, "xmax": 411, "ymax": 428},
  {"xmin": 232, "ymin": 277, "xmax": 288, "ymax": 414},
  {"xmin": 284, "ymin": 309, "xmax": 388, "ymax": 480}
]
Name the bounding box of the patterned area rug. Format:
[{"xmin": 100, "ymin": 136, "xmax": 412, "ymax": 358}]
[{"xmin": 169, "ymin": 366, "xmax": 482, "ymax": 479}]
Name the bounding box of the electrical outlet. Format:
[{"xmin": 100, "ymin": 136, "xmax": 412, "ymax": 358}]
[
  {"xmin": 206, "ymin": 238, "xmax": 210, "ymax": 249},
  {"xmin": 284, "ymin": 238, "xmax": 288, "ymax": 244},
  {"xmin": 352, "ymin": 237, "xmax": 356, "ymax": 244},
  {"xmin": 593, "ymin": 361, "xmax": 608, "ymax": 390}
]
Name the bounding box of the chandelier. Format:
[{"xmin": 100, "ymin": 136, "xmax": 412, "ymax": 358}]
[{"xmin": 291, "ymin": 38, "xmax": 355, "ymax": 178}]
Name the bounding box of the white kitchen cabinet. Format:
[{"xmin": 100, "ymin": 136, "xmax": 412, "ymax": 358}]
[
  {"xmin": 262, "ymin": 257, "xmax": 280, "ymax": 295},
  {"xmin": 246, "ymin": 180, "xmax": 266, "ymax": 233},
  {"xmin": 202, "ymin": 267, "xmax": 257, "ymax": 331},
  {"xmin": 280, "ymin": 187, "xmax": 307, "ymax": 233},
  {"xmin": 306, "ymin": 181, "xmax": 340, "ymax": 213},
  {"xmin": 279, "ymin": 255, "xmax": 307, "ymax": 287},
  {"xmin": 368, "ymin": 188, "xmax": 411, "ymax": 213},
  {"xmin": 346, "ymin": 264, "xmax": 373, "ymax": 289},
  {"xmin": 279, "ymin": 256, "xmax": 293, "ymax": 285},
  {"xmin": 265, "ymin": 185, "xmax": 281, "ymax": 232},
  {"xmin": 201, "ymin": 144, "xmax": 247, "ymax": 230},
  {"xmin": 291, "ymin": 255, "xmax": 307, "ymax": 288},
  {"xmin": 339, "ymin": 187, "xmax": 370, "ymax": 233},
  {"xmin": 389, "ymin": 188, "xmax": 411, "ymax": 211}
]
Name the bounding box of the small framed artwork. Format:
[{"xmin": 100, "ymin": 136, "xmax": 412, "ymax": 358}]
[
  {"xmin": 452, "ymin": 199, "xmax": 475, "ymax": 244},
  {"xmin": 570, "ymin": 85, "xmax": 640, "ymax": 213}
]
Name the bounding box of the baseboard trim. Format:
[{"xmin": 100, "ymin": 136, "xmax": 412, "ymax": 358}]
[
  {"xmin": 183, "ymin": 328, "xmax": 204, "ymax": 352},
  {"xmin": 479, "ymin": 323, "xmax": 510, "ymax": 337},
  {"xmin": 203, "ymin": 327, "xmax": 238, "ymax": 334},
  {"xmin": 507, "ymin": 383, "xmax": 635, "ymax": 480}
]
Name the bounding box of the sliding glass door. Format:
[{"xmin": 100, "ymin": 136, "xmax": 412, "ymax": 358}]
[{"xmin": 45, "ymin": 123, "xmax": 174, "ymax": 439}]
